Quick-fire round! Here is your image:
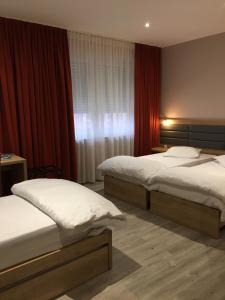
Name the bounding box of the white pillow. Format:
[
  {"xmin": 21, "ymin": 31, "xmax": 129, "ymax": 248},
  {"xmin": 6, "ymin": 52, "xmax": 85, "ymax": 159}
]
[
  {"xmin": 215, "ymin": 155, "xmax": 225, "ymax": 168},
  {"xmin": 11, "ymin": 179, "xmax": 124, "ymax": 229},
  {"xmin": 163, "ymin": 146, "xmax": 201, "ymax": 158}
]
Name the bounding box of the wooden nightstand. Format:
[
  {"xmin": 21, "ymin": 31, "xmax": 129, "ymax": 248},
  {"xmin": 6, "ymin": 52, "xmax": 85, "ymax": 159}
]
[
  {"xmin": 0, "ymin": 155, "xmax": 27, "ymax": 196},
  {"xmin": 151, "ymin": 146, "xmax": 168, "ymax": 154}
]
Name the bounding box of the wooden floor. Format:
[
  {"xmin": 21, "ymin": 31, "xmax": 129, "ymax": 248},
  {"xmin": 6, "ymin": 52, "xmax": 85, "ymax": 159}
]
[{"xmin": 58, "ymin": 182, "xmax": 225, "ymax": 300}]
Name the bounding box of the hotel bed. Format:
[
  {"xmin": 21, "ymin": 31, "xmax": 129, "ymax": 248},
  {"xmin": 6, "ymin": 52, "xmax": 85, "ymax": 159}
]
[
  {"xmin": 99, "ymin": 123, "xmax": 225, "ymax": 238},
  {"xmin": 101, "ymin": 153, "xmax": 225, "ymax": 238},
  {"xmin": 0, "ymin": 179, "xmax": 123, "ymax": 300},
  {"xmin": 99, "ymin": 152, "xmax": 215, "ymax": 209}
]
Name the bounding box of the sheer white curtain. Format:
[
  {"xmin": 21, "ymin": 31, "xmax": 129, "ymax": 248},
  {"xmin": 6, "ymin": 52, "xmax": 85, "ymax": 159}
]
[{"xmin": 69, "ymin": 32, "xmax": 134, "ymax": 183}]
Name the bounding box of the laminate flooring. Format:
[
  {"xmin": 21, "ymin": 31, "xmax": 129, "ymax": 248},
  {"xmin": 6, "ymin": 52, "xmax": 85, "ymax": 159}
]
[{"xmin": 58, "ymin": 182, "xmax": 225, "ymax": 300}]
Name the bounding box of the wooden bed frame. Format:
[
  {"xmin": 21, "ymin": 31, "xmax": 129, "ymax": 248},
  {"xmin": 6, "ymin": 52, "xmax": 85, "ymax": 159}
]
[
  {"xmin": 0, "ymin": 229, "xmax": 112, "ymax": 300},
  {"xmin": 151, "ymin": 191, "xmax": 224, "ymax": 239},
  {"xmin": 104, "ymin": 175, "xmax": 224, "ymax": 238},
  {"xmin": 104, "ymin": 175, "xmax": 150, "ymax": 209}
]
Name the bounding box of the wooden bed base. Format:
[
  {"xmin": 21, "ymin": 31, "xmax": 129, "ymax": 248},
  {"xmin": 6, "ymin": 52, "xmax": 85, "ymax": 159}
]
[
  {"xmin": 104, "ymin": 175, "xmax": 150, "ymax": 209},
  {"xmin": 151, "ymin": 191, "xmax": 224, "ymax": 239},
  {"xmin": 0, "ymin": 229, "xmax": 112, "ymax": 300},
  {"xmin": 104, "ymin": 175, "xmax": 224, "ymax": 238}
]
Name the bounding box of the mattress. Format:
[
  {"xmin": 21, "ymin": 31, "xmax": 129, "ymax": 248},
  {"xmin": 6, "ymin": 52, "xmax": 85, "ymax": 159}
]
[
  {"xmin": 104, "ymin": 153, "xmax": 214, "ymax": 185},
  {"xmin": 0, "ymin": 195, "xmax": 105, "ymax": 271},
  {"xmin": 151, "ymin": 161, "xmax": 225, "ymax": 222}
]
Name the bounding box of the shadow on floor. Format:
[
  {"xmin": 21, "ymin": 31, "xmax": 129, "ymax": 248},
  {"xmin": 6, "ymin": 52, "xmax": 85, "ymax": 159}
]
[
  {"xmin": 64, "ymin": 247, "xmax": 141, "ymax": 300},
  {"xmin": 100, "ymin": 189, "xmax": 225, "ymax": 251}
]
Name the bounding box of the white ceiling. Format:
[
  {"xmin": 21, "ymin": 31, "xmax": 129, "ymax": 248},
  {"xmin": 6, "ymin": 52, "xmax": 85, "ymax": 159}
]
[{"xmin": 0, "ymin": 0, "xmax": 225, "ymax": 47}]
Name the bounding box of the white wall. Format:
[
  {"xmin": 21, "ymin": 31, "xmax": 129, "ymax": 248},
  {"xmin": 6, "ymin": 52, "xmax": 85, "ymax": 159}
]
[{"xmin": 161, "ymin": 32, "xmax": 225, "ymax": 119}]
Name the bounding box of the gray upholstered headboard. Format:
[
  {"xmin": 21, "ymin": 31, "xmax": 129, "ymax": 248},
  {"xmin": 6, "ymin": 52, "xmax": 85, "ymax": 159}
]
[{"xmin": 160, "ymin": 124, "xmax": 225, "ymax": 150}]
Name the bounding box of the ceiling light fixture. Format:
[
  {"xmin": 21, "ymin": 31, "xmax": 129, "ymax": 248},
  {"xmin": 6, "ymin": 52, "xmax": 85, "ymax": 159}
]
[{"xmin": 145, "ymin": 22, "xmax": 150, "ymax": 28}]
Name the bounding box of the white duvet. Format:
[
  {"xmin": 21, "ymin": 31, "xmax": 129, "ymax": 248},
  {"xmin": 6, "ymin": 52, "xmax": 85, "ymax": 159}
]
[
  {"xmin": 98, "ymin": 153, "xmax": 214, "ymax": 187},
  {"xmin": 98, "ymin": 155, "xmax": 165, "ymax": 186},
  {"xmin": 151, "ymin": 161, "xmax": 225, "ymax": 202},
  {"xmin": 11, "ymin": 179, "xmax": 124, "ymax": 230}
]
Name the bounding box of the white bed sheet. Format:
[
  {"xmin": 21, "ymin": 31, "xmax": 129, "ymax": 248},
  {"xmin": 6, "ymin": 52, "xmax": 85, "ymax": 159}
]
[
  {"xmin": 0, "ymin": 195, "xmax": 105, "ymax": 271},
  {"xmin": 140, "ymin": 152, "xmax": 214, "ymax": 168},
  {"xmin": 151, "ymin": 161, "xmax": 225, "ymax": 222},
  {"xmin": 103, "ymin": 153, "xmax": 214, "ymax": 185},
  {"xmin": 188, "ymin": 160, "xmax": 225, "ymax": 174}
]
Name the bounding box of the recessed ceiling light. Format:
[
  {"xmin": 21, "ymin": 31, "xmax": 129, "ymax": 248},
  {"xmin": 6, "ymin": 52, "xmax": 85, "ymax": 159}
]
[{"xmin": 145, "ymin": 22, "xmax": 150, "ymax": 28}]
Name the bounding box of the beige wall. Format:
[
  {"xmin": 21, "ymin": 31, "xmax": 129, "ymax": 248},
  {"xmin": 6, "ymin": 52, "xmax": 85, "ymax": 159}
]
[{"xmin": 161, "ymin": 32, "xmax": 225, "ymax": 119}]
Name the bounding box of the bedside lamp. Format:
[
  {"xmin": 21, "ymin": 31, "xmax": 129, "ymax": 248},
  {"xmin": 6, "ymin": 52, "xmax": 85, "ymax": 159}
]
[
  {"xmin": 161, "ymin": 117, "xmax": 173, "ymax": 150},
  {"xmin": 162, "ymin": 118, "xmax": 173, "ymax": 126}
]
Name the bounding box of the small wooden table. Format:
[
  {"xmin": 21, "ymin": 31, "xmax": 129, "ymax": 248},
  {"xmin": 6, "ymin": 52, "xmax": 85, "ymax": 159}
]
[{"xmin": 0, "ymin": 155, "xmax": 27, "ymax": 196}]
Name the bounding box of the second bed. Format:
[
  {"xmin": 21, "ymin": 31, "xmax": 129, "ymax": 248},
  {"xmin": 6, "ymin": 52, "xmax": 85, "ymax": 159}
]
[{"xmin": 99, "ymin": 148, "xmax": 225, "ymax": 238}]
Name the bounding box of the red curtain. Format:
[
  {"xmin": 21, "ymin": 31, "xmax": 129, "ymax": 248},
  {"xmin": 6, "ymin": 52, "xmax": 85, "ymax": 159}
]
[
  {"xmin": 134, "ymin": 43, "xmax": 161, "ymax": 156},
  {"xmin": 0, "ymin": 17, "xmax": 77, "ymax": 180}
]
